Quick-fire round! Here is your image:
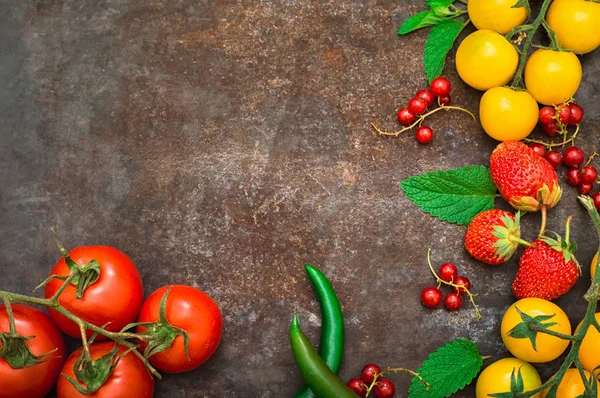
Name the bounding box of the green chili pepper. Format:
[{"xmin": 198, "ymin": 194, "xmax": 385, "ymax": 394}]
[
  {"xmin": 295, "ymin": 265, "xmax": 345, "ymax": 398},
  {"xmin": 290, "ymin": 316, "xmax": 356, "ymax": 398}
]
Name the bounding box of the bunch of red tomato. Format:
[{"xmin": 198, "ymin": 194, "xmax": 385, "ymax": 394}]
[{"xmin": 0, "ymin": 245, "xmax": 223, "ymax": 398}]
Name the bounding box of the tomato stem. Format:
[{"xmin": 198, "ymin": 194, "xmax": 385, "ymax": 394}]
[{"xmin": 0, "ymin": 295, "xmax": 17, "ymax": 335}]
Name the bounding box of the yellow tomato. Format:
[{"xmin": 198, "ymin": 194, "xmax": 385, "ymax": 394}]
[
  {"xmin": 476, "ymin": 357, "xmax": 542, "ymax": 398},
  {"xmin": 501, "ymin": 298, "xmax": 571, "ymax": 363},
  {"xmin": 592, "ymin": 252, "xmax": 597, "ymax": 280},
  {"xmin": 547, "ymin": 0, "xmax": 600, "ymax": 54},
  {"xmin": 577, "ymin": 313, "xmax": 600, "ymax": 376},
  {"xmin": 542, "ymin": 369, "xmax": 599, "ymax": 397},
  {"xmin": 456, "ymin": 30, "xmax": 519, "ymax": 91},
  {"xmin": 524, "ymin": 49, "xmax": 582, "ymax": 106},
  {"xmin": 468, "ymin": 0, "xmax": 529, "ymax": 35},
  {"xmin": 479, "ymin": 87, "xmax": 538, "ymax": 141}
]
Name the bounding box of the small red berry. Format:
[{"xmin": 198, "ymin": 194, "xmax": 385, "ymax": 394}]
[
  {"xmin": 444, "ymin": 292, "xmax": 463, "ymax": 311},
  {"xmin": 361, "ymin": 364, "xmax": 381, "ymax": 384},
  {"xmin": 529, "ymin": 143, "xmax": 546, "ymax": 157},
  {"xmin": 592, "ymin": 192, "xmax": 600, "ymax": 211},
  {"xmin": 566, "ymin": 168, "xmax": 582, "ymax": 186},
  {"xmin": 347, "ymin": 378, "xmax": 367, "ymax": 397},
  {"xmin": 539, "ymin": 107, "xmax": 556, "ymax": 124},
  {"xmin": 421, "ymin": 286, "xmax": 443, "ymax": 309},
  {"xmin": 430, "ymin": 77, "xmax": 451, "ymax": 97},
  {"xmin": 557, "ymin": 105, "xmax": 571, "ymax": 124},
  {"xmin": 568, "ymin": 103, "xmax": 584, "ymax": 125},
  {"xmin": 415, "ymin": 126, "xmax": 434, "ymax": 144},
  {"xmin": 545, "ymin": 150, "xmax": 563, "ymax": 168},
  {"xmin": 454, "ymin": 276, "xmax": 471, "ymax": 295},
  {"xmin": 438, "ymin": 263, "xmax": 458, "ymax": 282},
  {"xmin": 398, "ymin": 108, "xmax": 416, "ymax": 125},
  {"xmin": 563, "ymin": 146, "xmax": 585, "ymax": 168},
  {"xmin": 408, "ymin": 97, "xmax": 428, "ymax": 115},
  {"xmin": 373, "ymin": 379, "xmax": 396, "ymax": 398},
  {"xmin": 438, "ymin": 94, "xmax": 452, "ymax": 106},
  {"xmin": 579, "ymin": 182, "xmax": 594, "ymax": 195},
  {"xmin": 541, "ymin": 121, "xmax": 561, "ymax": 137},
  {"xmin": 581, "ymin": 166, "xmax": 598, "ymax": 184},
  {"xmin": 416, "ymin": 89, "xmax": 435, "ymax": 107}
]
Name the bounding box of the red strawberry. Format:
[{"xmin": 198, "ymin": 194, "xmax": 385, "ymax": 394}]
[
  {"xmin": 490, "ymin": 141, "xmax": 562, "ymax": 212},
  {"xmin": 465, "ymin": 209, "xmax": 528, "ymax": 266},
  {"xmin": 512, "ymin": 218, "xmax": 580, "ymax": 300}
]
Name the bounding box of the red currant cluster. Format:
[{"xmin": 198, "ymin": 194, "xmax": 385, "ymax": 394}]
[
  {"xmin": 528, "ymin": 144, "xmax": 600, "ymax": 210},
  {"xmin": 396, "ymin": 77, "xmax": 452, "ymax": 144},
  {"xmin": 421, "ymin": 262, "xmax": 472, "ymax": 312},
  {"xmin": 538, "ymin": 102, "xmax": 584, "ymax": 137},
  {"xmin": 347, "ymin": 364, "xmax": 395, "ymax": 398}
]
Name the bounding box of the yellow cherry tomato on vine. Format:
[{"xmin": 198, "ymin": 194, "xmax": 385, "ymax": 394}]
[
  {"xmin": 576, "ymin": 313, "xmax": 600, "ymax": 376},
  {"xmin": 591, "ymin": 251, "xmax": 597, "ymax": 280},
  {"xmin": 476, "ymin": 357, "xmax": 542, "ymax": 398},
  {"xmin": 547, "ymin": 0, "xmax": 600, "ymax": 55},
  {"xmin": 524, "ymin": 49, "xmax": 582, "ymax": 106},
  {"xmin": 479, "ymin": 87, "xmax": 538, "ymax": 141},
  {"xmin": 541, "ymin": 368, "xmax": 599, "ymax": 398},
  {"xmin": 468, "ymin": 0, "xmax": 528, "ymax": 35},
  {"xmin": 501, "ymin": 298, "xmax": 571, "ymax": 363},
  {"xmin": 455, "ymin": 30, "xmax": 519, "ymax": 91}
]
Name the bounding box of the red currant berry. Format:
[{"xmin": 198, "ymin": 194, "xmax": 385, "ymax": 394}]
[
  {"xmin": 373, "ymin": 379, "xmax": 396, "ymax": 398},
  {"xmin": 415, "ymin": 126, "xmax": 433, "ymax": 144},
  {"xmin": 430, "ymin": 77, "xmax": 451, "ymax": 97},
  {"xmin": 581, "ymin": 166, "xmax": 598, "ymax": 184},
  {"xmin": 438, "ymin": 263, "xmax": 458, "ymax": 282},
  {"xmin": 438, "ymin": 94, "xmax": 452, "ymax": 106},
  {"xmin": 541, "ymin": 121, "xmax": 561, "ymax": 137},
  {"xmin": 545, "ymin": 150, "xmax": 563, "ymax": 168},
  {"xmin": 529, "ymin": 143, "xmax": 546, "ymax": 157},
  {"xmin": 592, "ymin": 192, "xmax": 600, "ymax": 211},
  {"xmin": 416, "ymin": 89, "xmax": 435, "ymax": 107},
  {"xmin": 568, "ymin": 103, "xmax": 584, "ymax": 125},
  {"xmin": 361, "ymin": 364, "xmax": 381, "ymax": 384},
  {"xmin": 566, "ymin": 168, "xmax": 582, "ymax": 186},
  {"xmin": 539, "ymin": 107, "xmax": 556, "ymax": 124},
  {"xmin": 579, "ymin": 182, "xmax": 594, "ymax": 195},
  {"xmin": 444, "ymin": 292, "xmax": 463, "ymax": 311},
  {"xmin": 421, "ymin": 286, "xmax": 443, "ymax": 309},
  {"xmin": 563, "ymin": 146, "xmax": 585, "ymax": 168},
  {"xmin": 454, "ymin": 276, "xmax": 471, "ymax": 295},
  {"xmin": 397, "ymin": 107, "xmax": 416, "ymax": 125},
  {"xmin": 557, "ymin": 104, "xmax": 571, "ymax": 124},
  {"xmin": 347, "ymin": 378, "xmax": 367, "ymax": 397},
  {"xmin": 408, "ymin": 97, "xmax": 428, "ymax": 115}
]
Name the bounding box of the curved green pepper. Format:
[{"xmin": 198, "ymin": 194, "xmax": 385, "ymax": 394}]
[
  {"xmin": 295, "ymin": 265, "xmax": 345, "ymax": 398},
  {"xmin": 290, "ymin": 316, "xmax": 355, "ymax": 398}
]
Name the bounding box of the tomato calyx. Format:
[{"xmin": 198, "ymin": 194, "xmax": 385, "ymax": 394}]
[
  {"xmin": 487, "ymin": 367, "xmax": 527, "ymax": 398},
  {"xmin": 62, "ymin": 342, "xmax": 132, "ymax": 395},
  {"xmin": 506, "ymin": 306, "xmax": 560, "ymax": 351},
  {"xmin": 125, "ymin": 287, "xmax": 190, "ymax": 361},
  {"xmin": 0, "ymin": 332, "xmax": 59, "ymax": 369}
]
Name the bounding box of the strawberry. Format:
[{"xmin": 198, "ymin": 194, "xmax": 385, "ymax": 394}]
[
  {"xmin": 465, "ymin": 209, "xmax": 528, "ymax": 266},
  {"xmin": 512, "ymin": 218, "xmax": 580, "ymax": 300},
  {"xmin": 490, "ymin": 141, "xmax": 562, "ymax": 212}
]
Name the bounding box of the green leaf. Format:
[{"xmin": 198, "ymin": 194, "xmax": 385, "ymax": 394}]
[
  {"xmin": 400, "ymin": 165, "xmax": 497, "ymax": 226},
  {"xmin": 398, "ymin": 11, "xmax": 444, "ymax": 35},
  {"xmin": 426, "ymin": 0, "xmax": 453, "ymax": 7},
  {"xmin": 423, "ymin": 19, "xmax": 464, "ymax": 83},
  {"xmin": 408, "ymin": 339, "xmax": 483, "ymax": 398}
]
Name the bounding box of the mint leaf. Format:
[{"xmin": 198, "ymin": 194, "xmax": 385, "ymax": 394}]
[
  {"xmin": 408, "ymin": 339, "xmax": 483, "ymax": 398},
  {"xmin": 426, "ymin": 0, "xmax": 453, "ymax": 7},
  {"xmin": 400, "ymin": 165, "xmax": 497, "ymax": 226},
  {"xmin": 423, "ymin": 19, "xmax": 463, "ymax": 83},
  {"xmin": 398, "ymin": 11, "xmax": 444, "ymax": 35}
]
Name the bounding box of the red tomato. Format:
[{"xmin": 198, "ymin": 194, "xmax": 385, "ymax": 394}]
[
  {"xmin": 44, "ymin": 246, "xmax": 144, "ymax": 338},
  {"xmin": 57, "ymin": 342, "xmax": 154, "ymax": 398},
  {"xmin": 0, "ymin": 304, "xmax": 66, "ymax": 398},
  {"xmin": 136, "ymin": 285, "xmax": 223, "ymax": 373}
]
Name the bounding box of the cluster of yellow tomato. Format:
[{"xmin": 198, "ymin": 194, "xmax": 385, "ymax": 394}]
[
  {"xmin": 455, "ymin": 0, "xmax": 600, "ymax": 142},
  {"xmin": 475, "ymin": 259, "xmax": 600, "ymax": 397}
]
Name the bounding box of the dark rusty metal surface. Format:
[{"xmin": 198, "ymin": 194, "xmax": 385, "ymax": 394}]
[{"xmin": 1, "ymin": 0, "xmax": 600, "ymax": 396}]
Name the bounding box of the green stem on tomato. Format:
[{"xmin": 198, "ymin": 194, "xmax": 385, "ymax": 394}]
[
  {"xmin": 48, "ymin": 270, "xmax": 79, "ymax": 304},
  {"xmin": 0, "ymin": 295, "xmax": 17, "ymax": 335}
]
